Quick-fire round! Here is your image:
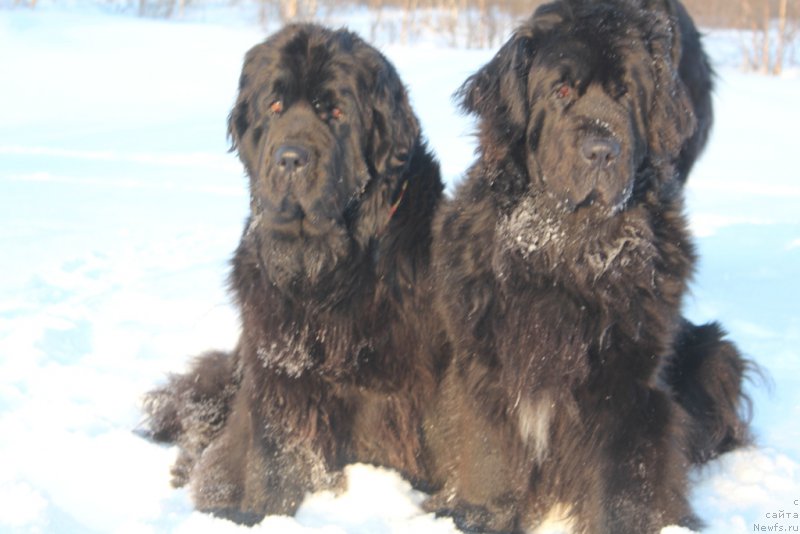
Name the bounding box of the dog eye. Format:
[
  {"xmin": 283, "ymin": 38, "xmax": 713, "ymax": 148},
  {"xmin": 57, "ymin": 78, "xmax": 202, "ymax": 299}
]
[
  {"xmin": 312, "ymin": 99, "xmax": 328, "ymax": 116},
  {"xmin": 269, "ymin": 100, "xmax": 283, "ymax": 114},
  {"xmin": 555, "ymin": 83, "xmax": 573, "ymax": 99},
  {"xmin": 313, "ymin": 99, "xmax": 343, "ymax": 121}
]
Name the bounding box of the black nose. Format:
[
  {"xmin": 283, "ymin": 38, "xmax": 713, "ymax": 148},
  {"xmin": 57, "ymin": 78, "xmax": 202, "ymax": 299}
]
[
  {"xmin": 274, "ymin": 144, "xmax": 310, "ymax": 175},
  {"xmin": 580, "ymin": 136, "xmax": 621, "ymax": 168}
]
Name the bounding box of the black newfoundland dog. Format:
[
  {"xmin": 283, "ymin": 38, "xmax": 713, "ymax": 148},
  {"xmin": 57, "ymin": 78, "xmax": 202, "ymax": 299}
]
[
  {"xmin": 424, "ymin": 0, "xmax": 751, "ymax": 532},
  {"xmin": 142, "ymin": 24, "xmax": 446, "ymax": 524}
]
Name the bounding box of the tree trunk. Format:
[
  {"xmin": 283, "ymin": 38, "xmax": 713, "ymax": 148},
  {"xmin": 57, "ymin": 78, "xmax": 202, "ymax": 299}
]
[
  {"xmin": 282, "ymin": 0, "xmax": 299, "ymax": 22},
  {"xmin": 760, "ymin": 1, "xmax": 771, "ymax": 74},
  {"xmin": 368, "ymin": 0, "xmax": 383, "ymax": 43},
  {"xmin": 401, "ymin": 0, "xmax": 418, "ymax": 45},
  {"xmin": 305, "ymin": 0, "xmax": 318, "ymax": 20},
  {"xmin": 774, "ymin": 0, "xmax": 789, "ymax": 74}
]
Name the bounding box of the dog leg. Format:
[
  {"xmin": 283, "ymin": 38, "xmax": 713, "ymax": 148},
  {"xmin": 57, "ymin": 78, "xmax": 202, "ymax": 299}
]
[
  {"xmin": 584, "ymin": 386, "xmax": 700, "ymax": 534},
  {"xmin": 140, "ymin": 350, "xmax": 240, "ymax": 487}
]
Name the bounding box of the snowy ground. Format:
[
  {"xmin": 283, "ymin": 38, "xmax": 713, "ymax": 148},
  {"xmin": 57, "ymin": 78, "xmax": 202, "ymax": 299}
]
[{"xmin": 1, "ymin": 5, "xmax": 799, "ymax": 534}]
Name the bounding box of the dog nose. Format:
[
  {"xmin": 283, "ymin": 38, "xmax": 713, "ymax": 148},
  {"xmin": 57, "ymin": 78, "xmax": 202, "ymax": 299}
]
[
  {"xmin": 580, "ymin": 136, "xmax": 621, "ymax": 168},
  {"xmin": 275, "ymin": 144, "xmax": 310, "ymax": 175}
]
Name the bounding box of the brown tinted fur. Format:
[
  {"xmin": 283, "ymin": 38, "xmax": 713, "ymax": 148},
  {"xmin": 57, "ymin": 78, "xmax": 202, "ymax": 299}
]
[
  {"xmin": 424, "ymin": 1, "xmax": 752, "ymax": 532},
  {"xmin": 141, "ymin": 24, "xmax": 447, "ymax": 524}
]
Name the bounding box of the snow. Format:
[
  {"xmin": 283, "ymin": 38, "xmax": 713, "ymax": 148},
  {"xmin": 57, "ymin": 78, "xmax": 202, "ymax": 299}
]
[{"xmin": 1, "ymin": 5, "xmax": 799, "ymax": 534}]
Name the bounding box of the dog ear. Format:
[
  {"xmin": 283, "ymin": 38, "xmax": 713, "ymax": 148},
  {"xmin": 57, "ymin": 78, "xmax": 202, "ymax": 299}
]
[
  {"xmin": 641, "ymin": 0, "xmax": 683, "ymax": 65},
  {"xmin": 227, "ymin": 64, "xmax": 263, "ymax": 181},
  {"xmin": 368, "ymin": 58, "xmax": 420, "ymax": 180},
  {"xmin": 227, "ymin": 98, "xmax": 249, "ymax": 154},
  {"xmin": 456, "ymin": 28, "xmax": 533, "ymax": 135},
  {"xmin": 350, "ymin": 47, "xmax": 421, "ymax": 243},
  {"xmin": 457, "ymin": 3, "xmax": 567, "ymax": 144},
  {"xmin": 645, "ymin": 7, "xmax": 697, "ymax": 162}
]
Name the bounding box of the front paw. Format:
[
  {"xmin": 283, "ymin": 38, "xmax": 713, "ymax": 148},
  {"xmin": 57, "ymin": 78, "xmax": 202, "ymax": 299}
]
[
  {"xmin": 189, "ymin": 434, "xmax": 343, "ymax": 524},
  {"xmin": 141, "ymin": 351, "xmax": 238, "ymax": 442},
  {"xmin": 423, "ymin": 491, "xmax": 519, "ymax": 533}
]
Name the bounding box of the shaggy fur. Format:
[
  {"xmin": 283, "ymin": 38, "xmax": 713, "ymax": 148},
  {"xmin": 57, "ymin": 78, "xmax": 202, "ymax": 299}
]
[
  {"xmin": 142, "ymin": 24, "xmax": 447, "ymax": 524},
  {"xmin": 672, "ymin": 0, "xmax": 714, "ymax": 183},
  {"xmin": 423, "ymin": 1, "xmax": 751, "ymax": 532},
  {"xmin": 665, "ymin": 319, "xmax": 752, "ymax": 464}
]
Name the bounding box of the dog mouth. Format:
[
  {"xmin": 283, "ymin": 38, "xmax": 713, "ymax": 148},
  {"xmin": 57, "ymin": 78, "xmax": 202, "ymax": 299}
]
[
  {"xmin": 532, "ymin": 131, "xmax": 635, "ymax": 216},
  {"xmin": 246, "ymin": 203, "xmax": 354, "ymax": 291},
  {"xmin": 540, "ymin": 173, "xmax": 633, "ymax": 218},
  {"xmin": 249, "ymin": 197, "xmax": 343, "ymax": 241},
  {"xmin": 570, "ymin": 171, "xmax": 634, "ymax": 215},
  {"xmin": 264, "ymin": 211, "xmax": 340, "ymax": 239}
]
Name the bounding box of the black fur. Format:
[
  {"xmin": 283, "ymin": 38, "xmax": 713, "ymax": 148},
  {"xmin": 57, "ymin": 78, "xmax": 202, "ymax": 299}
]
[
  {"xmin": 673, "ymin": 0, "xmax": 715, "ymax": 183},
  {"xmin": 423, "ymin": 1, "xmax": 751, "ymax": 532},
  {"xmin": 141, "ymin": 24, "xmax": 446, "ymax": 524},
  {"xmin": 665, "ymin": 319, "xmax": 753, "ymax": 464}
]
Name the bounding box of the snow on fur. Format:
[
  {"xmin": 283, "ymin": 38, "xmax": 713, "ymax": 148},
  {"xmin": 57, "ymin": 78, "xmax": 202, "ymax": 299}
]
[{"xmin": 0, "ymin": 6, "xmax": 798, "ymax": 534}]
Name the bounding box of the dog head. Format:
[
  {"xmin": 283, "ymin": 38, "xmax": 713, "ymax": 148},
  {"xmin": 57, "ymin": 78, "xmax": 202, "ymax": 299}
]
[
  {"xmin": 229, "ymin": 24, "xmax": 420, "ymax": 291},
  {"xmin": 459, "ymin": 0, "xmax": 696, "ymax": 216}
]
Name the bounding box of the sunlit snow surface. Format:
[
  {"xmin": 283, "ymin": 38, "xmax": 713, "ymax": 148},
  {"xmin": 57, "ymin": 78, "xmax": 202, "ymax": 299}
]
[{"xmin": 1, "ymin": 5, "xmax": 799, "ymax": 533}]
